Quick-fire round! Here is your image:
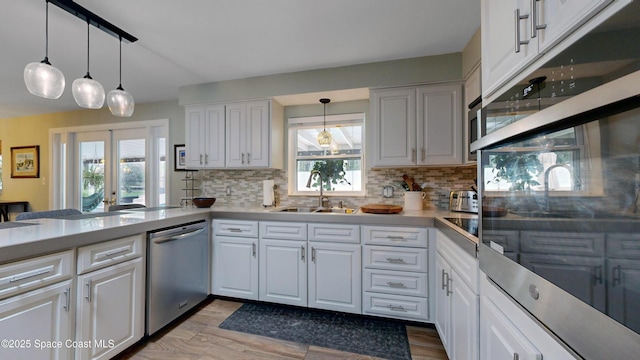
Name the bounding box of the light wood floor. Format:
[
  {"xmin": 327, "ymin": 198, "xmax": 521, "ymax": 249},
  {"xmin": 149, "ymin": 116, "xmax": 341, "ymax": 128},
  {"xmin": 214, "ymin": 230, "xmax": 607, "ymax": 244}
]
[{"xmin": 115, "ymin": 298, "xmax": 448, "ymax": 360}]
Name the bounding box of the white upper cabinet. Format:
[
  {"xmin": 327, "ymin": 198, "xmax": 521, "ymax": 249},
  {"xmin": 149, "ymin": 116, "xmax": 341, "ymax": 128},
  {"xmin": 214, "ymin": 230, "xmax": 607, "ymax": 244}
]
[
  {"xmin": 185, "ymin": 105, "xmax": 225, "ymax": 168},
  {"xmin": 226, "ymin": 100, "xmax": 271, "ymax": 168},
  {"xmin": 370, "ymin": 83, "xmax": 462, "ymax": 167},
  {"xmin": 482, "ymin": 0, "xmax": 611, "ymax": 98},
  {"xmin": 185, "ymin": 99, "xmax": 283, "ymax": 169}
]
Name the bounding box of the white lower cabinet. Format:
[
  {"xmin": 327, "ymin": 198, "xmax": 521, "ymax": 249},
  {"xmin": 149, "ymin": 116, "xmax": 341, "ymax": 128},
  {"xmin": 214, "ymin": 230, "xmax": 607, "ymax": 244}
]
[
  {"xmin": 212, "ymin": 236, "xmax": 259, "ymax": 300},
  {"xmin": 212, "ymin": 219, "xmax": 260, "ymax": 300},
  {"xmin": 308, "ymin": 242, "xmax": 361, "ymax": 314},
  {"xmin": 0, "ymin": 280, "xmax": 74, "ymax": 360},
  {"xmin": 479, "ymin": 274, "xmax": 577, "ymax": 360},
  {"xmin": 76, "ymin": 257, "xmax": 144, "ymax": 360},
  {"xmin": 362, "ymin": 225, "xmax": 430, "ymax": 322},
  {"xmin": 435, "ymin": 229, "xmax": 479, "ymax": 360},
  {"xmin": 76, "ymin": 235, "xmax": 145, "ymax": 360},
  {"xmin": 259, "ymin": 239, "xmax": 307, "ymax": 306}
]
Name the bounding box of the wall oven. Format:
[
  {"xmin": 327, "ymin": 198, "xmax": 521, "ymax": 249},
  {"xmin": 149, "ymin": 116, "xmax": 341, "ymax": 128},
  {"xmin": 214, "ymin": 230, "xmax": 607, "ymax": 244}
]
[{"xmin": 472, "ymin": 2, "xmax": 640, "ymax": 359}]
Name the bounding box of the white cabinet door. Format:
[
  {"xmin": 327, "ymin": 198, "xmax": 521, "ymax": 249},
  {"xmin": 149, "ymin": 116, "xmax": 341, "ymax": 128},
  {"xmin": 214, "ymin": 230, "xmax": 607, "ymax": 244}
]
[
  {"xmin": 245, "ymin": 100, "xmax": 270, "ymax": 167},
  {"xmin": 76, "ymin": 258, "xmax": 144, "ymax": 360},
  {"xmin": 451, "ymin": 268, "xmax": 479, "ymax": 360},
  {"xmin": 370, "ymin": 87, "xmax": 416, "ymax": 167},
  {"xmin": 259, "ymin": 239, "xmax": 307, "ymax": 307},
  {"xmin": 434, "ymin": 252, "xmax": 451, "ymax": 353},
  {"xmin": 226, "ymin": 102, "xmax": 247, "ymax": 168},
  {"xmin": 0, "ymin": 280, "xmax": 73, "ymax": 360},
  {"xmin": 480, "ymin": 295, "xmax": 542, "ymax": 360},
  {"xmin": 417, "ymin": 83, "xmax": 462, "ymax": 165},
  {"xmin": 537, "ymin": 0, "xmax": 611, "ymax": 52},
  {"xmin": 481, "ymin": 0, "xmax": 536, "ymax": 97},
  {"xmin": 203, "ymin": 105, "xmax": 226, "ymax": 168},
  {"xmin": 185, "ymin": 105, "xmax": 225, "ymax": 168},
  {"xmin": 308, "ymin": 242, "xmax": 361, "ymax": 314},
  {"xmin": 212, "ymin": 235, "xmax": 259, "ymax": 300}
]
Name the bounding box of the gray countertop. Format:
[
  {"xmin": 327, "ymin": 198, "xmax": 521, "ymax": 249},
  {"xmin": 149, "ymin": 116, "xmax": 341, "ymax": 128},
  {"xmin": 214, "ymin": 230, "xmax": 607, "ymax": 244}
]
[{"xmin": 0, "ymin": 205, "xmax": 480, "ymax": 264}]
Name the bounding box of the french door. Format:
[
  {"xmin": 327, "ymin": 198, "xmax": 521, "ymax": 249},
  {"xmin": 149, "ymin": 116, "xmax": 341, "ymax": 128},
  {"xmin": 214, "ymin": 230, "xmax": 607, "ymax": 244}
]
[{"xmin": 51, "ymin": 120, "xmax": 168, "ymax": 212}]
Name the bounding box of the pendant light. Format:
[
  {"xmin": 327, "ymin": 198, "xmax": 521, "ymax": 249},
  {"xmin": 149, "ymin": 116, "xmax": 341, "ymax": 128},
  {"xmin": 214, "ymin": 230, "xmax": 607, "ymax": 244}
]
[
  {"xmin": 72, "ymin": 20, "xmax": 105, "ymax": 109},
  {"xmin": 24, "ymin": 0, "xmax": 65, "ymax": 99},
  {"xmin": 107, "ymin": 36, "xmax": 134, "ymax": 117},
  {"xmin": 317, "ymin": 98, "xmax": 332, "ymax": 147}
]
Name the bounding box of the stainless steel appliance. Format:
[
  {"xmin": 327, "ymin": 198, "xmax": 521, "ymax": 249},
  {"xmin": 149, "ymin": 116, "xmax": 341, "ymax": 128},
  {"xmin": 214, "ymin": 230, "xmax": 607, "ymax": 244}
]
[
  {"xmin": 146, "ymin": 220, "xmax": 209, "ymax": 335},
  {"xmin": 473, "ymin": 3, "xmax": 640, "ymax": 358},
  {"xmin": 467, "ymin": 96, "xmax": 481, "ymax": 161},
  {"xmin": 448, "ymin": 190, "xmax": 478, "ymax": 213}
]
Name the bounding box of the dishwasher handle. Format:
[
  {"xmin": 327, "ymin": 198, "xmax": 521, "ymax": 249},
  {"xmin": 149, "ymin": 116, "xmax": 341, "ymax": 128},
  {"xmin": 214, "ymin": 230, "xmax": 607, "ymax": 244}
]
[{"xmin": 152, "ymin": 227, "xmax": 206, "ymax": 244}]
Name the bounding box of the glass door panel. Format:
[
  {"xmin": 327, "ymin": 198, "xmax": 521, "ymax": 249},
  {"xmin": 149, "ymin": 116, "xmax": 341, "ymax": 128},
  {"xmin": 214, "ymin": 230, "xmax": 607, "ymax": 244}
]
[
  {"xmin": 116, "ymin": 138, "xmax": 146, "ymax": 206},
  {"xmin": 76, "ymin": 131, "xmax": 110, "ymax": 213}
]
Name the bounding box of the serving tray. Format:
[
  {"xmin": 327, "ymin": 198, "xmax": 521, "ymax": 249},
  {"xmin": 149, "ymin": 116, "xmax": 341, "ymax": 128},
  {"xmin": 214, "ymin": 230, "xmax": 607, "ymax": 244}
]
[{"xmin": 360, "ymin": 204, "xmax": 403, "ymax": 214}]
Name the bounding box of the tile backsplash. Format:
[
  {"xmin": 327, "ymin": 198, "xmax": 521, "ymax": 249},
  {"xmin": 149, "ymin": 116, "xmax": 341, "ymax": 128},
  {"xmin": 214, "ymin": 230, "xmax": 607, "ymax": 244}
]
[{"xmin": 197, "ymin": 166, "xmax": 477, "ymax": 210}]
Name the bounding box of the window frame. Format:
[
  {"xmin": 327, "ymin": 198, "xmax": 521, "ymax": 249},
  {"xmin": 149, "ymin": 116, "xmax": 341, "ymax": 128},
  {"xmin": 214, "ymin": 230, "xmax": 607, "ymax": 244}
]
[{"xmin": 287, "ymin": 113, "xmax": 365, "ymax": 197}]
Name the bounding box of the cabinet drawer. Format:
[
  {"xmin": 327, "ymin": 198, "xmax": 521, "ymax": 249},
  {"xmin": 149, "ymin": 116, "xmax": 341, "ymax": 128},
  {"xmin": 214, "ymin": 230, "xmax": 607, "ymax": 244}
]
[
  {"xmin": 308, "ymin": 223, "xmax": 360, "ymax": 243},
  {"xmin": 520, "ymin": 231, "xmax": 605, "ymax": 256},
  {"xmin": 364, "ymin": 269, "xmax": 427, "ymax": 297},
  {"xmin": 363, "ymin": 292, "xmax": 428, "ymax": 322},
  {"xmin": 213, "ymin": 219, "xmax": 259, "ymax": 238},
  {"xmin": 607, "ymin": 233, "xmax": 640, "ymax": 259},
  {"xmin": 363, "ymin": 245, "xmax": 428, "ymax": 272},
  {"xmin": 0, "ymin": 250, "xmax": 74, "ymax": 300},
  {"xmin": 260, "ymin": 222, "xmax": 307, "ymax": 241},
  {"xmin": 362, "ymin": 226, "xmax": 428, "ymax": 248},
  {"xmin": 77, "ymin": 235, "xmax": 144, "ymax": 275}
]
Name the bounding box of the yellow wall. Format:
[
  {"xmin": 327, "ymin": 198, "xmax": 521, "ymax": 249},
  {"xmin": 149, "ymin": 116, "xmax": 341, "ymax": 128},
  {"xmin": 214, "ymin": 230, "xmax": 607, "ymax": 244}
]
[{"xmin": 0, "ymin": 100, "xmax": 184, "ymax": 213}]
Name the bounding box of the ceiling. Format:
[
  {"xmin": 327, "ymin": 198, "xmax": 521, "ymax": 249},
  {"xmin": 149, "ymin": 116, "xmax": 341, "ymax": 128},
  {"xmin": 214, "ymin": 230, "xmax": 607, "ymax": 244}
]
[{"xmin": 0, "ymin": 0, "xmax": 480, "ymax": 119}]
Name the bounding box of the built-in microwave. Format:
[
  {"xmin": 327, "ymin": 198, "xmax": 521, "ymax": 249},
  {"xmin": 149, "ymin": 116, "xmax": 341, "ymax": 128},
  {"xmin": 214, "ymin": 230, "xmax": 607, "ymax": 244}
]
[
  {"xmin": 472, "ymin": 1, "xmax": 640, "ymax": 359},
  {"xmin": 467, "ymin": 96, "xmax": 481, "ymax": 162}
]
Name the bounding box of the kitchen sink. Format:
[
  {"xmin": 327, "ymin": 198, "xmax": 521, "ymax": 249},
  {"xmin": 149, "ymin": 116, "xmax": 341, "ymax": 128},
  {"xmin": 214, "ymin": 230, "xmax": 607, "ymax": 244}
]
[{"xmin": 272, "ymin": 206, "xmax": 358, "ymax": 214}]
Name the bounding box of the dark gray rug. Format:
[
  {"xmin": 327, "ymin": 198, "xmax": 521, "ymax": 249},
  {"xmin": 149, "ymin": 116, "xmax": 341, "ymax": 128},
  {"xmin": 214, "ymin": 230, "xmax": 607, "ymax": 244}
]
[{"xmin": 219, "ymin": 302, "xmax": 411, "ymax": 360}]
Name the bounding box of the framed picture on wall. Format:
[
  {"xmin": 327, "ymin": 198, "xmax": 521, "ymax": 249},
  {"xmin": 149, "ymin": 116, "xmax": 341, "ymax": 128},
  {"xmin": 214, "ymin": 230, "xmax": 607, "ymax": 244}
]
[
  {"xmin": 174, "ymin": 144, "xmax": 188, "ymax": 171},
  {"xmin": 11, "ymin": 145, "xmax": 39, "ymax": 178}
]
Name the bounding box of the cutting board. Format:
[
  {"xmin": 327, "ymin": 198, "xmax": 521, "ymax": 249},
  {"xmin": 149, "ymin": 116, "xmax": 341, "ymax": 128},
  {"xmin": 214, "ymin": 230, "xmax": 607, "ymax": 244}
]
[{"xmin": 360, "ymin": 204, "xmax": 403, "ymax": 214}]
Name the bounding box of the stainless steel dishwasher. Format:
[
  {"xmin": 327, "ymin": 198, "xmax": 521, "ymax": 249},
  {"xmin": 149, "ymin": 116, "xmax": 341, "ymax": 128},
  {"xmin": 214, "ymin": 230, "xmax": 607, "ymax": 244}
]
[{"xmin": 146, "ymin": 220, "xmax": 209, "ymax": 335}]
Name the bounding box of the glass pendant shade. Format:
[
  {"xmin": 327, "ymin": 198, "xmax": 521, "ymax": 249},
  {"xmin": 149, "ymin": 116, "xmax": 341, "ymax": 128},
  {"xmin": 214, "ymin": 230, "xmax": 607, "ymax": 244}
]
[
  {"xmin": 317, "ymin": 130, "xmax": 332, "ymax": 147},
  {"xmin": 107, "ymin": 86, "xmax": 134, "ymax": 117},
  {"xmin": 24, "ymin": 59, "xmax": 65, "ymax": 99},
  {"xmin": 72, "ymin": 75, "xmax": 105, "ymax": 109}
]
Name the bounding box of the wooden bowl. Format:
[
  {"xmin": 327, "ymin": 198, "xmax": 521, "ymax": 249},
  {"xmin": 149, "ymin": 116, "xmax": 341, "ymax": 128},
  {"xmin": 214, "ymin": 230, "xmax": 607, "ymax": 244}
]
[{"xmin": 192, "ymin": 197, "xmax": 216, "ymax": 208}]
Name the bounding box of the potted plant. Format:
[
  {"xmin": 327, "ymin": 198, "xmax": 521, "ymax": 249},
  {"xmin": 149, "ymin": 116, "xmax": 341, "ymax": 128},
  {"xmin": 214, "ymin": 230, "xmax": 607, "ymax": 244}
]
[{"xmin": 311, "ymin": 159, "xmax": 351, "ymax": 191}]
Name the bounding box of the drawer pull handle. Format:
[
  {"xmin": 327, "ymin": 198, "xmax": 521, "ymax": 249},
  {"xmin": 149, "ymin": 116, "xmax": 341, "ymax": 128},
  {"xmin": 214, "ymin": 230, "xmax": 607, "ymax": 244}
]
[
  {"xmin": 301, "ymin": 245, "xmax": 305, "ymax": 261},
  {"xmin": 228, "ymin": 228, "xmax": 242, "ymax": 233},
  {"xmin": 387, "ymin": 304, "xmax": 407, "ymax": 312},
  {"xmin": 386, "ymin": 258, "xmax": 405, "ymax": 264},
  {"xmin": 252, "ymin": 243, "xmax": 257, "ymax": 257},
  {"xmin": 387, "ymin": 282, "xmax": 406, "ymax": 288},
  {"xmin": 386, "ymin": 236, "xmax": 406, "ymax": 241},
  {"xmin": 9, "ymin": 265, "xmax": 54, "ymax": 283}
]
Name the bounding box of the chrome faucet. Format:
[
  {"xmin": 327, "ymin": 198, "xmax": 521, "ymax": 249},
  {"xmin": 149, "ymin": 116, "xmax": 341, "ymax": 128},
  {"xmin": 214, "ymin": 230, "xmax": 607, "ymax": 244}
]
[
  {"xmin": 544, "ymin": 164, "xmax": 574, "ymax": 211},
  {"xmin": 306, "ymin": 170, "xmax": 328, "ymax": 208}
]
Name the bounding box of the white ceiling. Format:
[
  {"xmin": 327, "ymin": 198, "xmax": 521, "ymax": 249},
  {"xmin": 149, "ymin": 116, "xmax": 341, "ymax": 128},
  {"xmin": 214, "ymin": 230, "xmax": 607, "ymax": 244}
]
[{"xmin": 0, "ymin": 0, "xmax": 480, "ymax": 119}]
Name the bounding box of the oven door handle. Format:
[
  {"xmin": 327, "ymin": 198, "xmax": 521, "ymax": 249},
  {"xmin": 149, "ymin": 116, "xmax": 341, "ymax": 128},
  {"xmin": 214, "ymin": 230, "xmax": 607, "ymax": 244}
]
[{"xmin": 152, "ymin": 228, "xmax": 206, "ymax": 244}]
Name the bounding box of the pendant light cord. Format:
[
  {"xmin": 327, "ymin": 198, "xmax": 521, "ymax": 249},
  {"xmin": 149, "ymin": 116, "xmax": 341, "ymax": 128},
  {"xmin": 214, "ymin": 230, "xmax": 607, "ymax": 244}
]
[
  {"xmin": 323, "ymin": 102, "xmax": 326, "ymax": 131},
  {"xmin": 44, "ymin": 1, "xmax": 49, "ymax": 60},
  {"xmin": 86, "ymin": 20, "xmax": 90, "ymax": 76},
  {"xmin": 118, "ymin": 36, "xmax": 123, "ymax": 88}
]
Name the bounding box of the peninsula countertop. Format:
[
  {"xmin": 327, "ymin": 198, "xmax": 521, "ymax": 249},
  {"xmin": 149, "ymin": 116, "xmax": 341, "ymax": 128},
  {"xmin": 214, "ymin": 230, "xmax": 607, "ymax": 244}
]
[{"xmin": 0, "ymin": 205, "xmax": 479, "ymax": 264}]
